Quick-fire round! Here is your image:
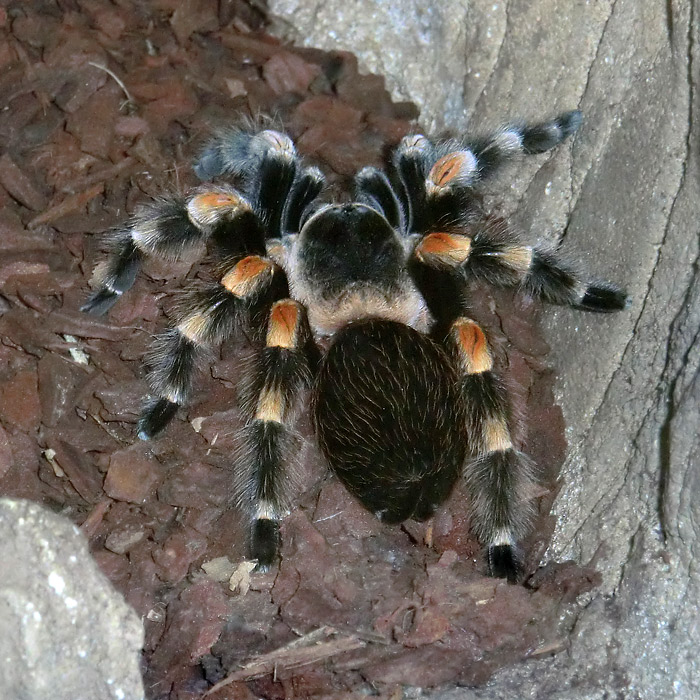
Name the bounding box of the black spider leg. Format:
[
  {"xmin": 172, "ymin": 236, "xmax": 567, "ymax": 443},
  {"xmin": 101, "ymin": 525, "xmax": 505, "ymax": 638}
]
[
  {"xmin": 221, "ymin": 129, "xmax": 326, "ymax": 239},
  {"xmin": 196, "ymin": 126, "xmax": 318, "ymax": 238},
  {"xmin": 82, "ymin": 187, "xmax": 257, "ymax": 315},
  {"xmin": 408, "ymin": 247, "xmax": 534, "ymax": 582},
  {"xmin": 283, "ymin": 166, "xmax": 325, "ymax": 235},
  {"xmin": 193, "ymin": 125, "xmax": 264, "ymax": 181},
  {"xmin": 446, "ymin": 317, "xmax": 536, "ymax": 582},
  {"xmin": 353, "ymin": 166, "xmax": 404, "ymax": 231},
  {"xmin": 194, "ymin": 125, "xmax": 324, "ymax": 238},
  {"xmin": 81, "ymin": 228, "xmax": 141, "ymax": 315},
  {"xmin": 459, "ymin": 110, "xmax": 583, "ymax": 182},
  {"xmin": 253, "ymin": 136, "xmax": 298, "ymax": 239},
  {"xmin": 390, "ymin": 110, "xmax": 583, "ymax": 238},
  {"xmin": 236, "ymin": 299, "xmax": 319, "ymax": 570},
  {"xmin": 193, "ymin": 122, "xmax": 293, "ymax": 181},
  {"xmin": 390, "ymin": 134, "xmax": 442, "ymax": 235},
  {"xmin": 400, "ymin": 110, "xmax": 626, "ymax": 311},
  {"xmin": 137, "ymin": 254, "xmax": 285, "ymax": 439},
  {"xmin": 414, "ymin": 218, "xmax": 628, "ymax": 313},
  {"xmin": 83, "ymin": 127, "xmax": 300, "ymax": 314}
]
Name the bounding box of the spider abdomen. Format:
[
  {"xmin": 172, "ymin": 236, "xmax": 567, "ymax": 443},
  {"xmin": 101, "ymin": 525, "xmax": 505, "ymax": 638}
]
[{"xmin": 313, "ymin": 320, "xmax": 467, "ymax": 523}]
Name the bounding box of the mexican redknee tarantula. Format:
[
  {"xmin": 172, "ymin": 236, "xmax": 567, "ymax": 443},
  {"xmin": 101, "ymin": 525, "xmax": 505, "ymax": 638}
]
[{"xmin": 83, "ymin": 111, "xmax": 628, "ymax": 582}]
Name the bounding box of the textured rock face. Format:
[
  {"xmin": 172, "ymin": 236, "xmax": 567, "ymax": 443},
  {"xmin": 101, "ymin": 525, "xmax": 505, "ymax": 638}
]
[
  {"xmin": 269, "ymin": 0, "xmax": 700, "ymax": 698},
  {"xmin": 269, "ymin": 0, "xmax": 472, "ymax": 132},
  {"xmin": 0, "ymin": 498, "xmax": 145, "ymax": 700}
]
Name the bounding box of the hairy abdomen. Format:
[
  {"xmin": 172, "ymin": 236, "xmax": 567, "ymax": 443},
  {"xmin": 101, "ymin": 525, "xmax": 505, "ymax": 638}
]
[{"xmin": 313, "ymin": 320, "xmax": 466, "ymax": 523}]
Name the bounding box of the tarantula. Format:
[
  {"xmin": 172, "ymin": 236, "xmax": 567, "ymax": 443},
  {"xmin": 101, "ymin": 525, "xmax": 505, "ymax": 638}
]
[{"xmin": 83, "ymin": 111, "xmax": 627, "ymax": 581}]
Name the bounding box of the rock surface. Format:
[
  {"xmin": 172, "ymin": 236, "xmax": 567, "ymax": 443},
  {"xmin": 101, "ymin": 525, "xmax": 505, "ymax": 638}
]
[
  {"xmin": 269, "ymin": 0, "xmax": 700, "ymax": 697},
  {"xmin": 0, "ymin": 498, "xmax": 144, "ymax": 700},
  {"xmin": 269, "ymin": 0, "xmax": 472, "ymax": 132}
]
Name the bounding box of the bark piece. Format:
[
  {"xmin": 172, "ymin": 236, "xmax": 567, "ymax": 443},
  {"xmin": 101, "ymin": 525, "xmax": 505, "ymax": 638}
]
[
  {"xmin": 104, "ymin": 445, "xmax": 163, "ymax": 503},
  {"xmin": 0, "ymin": 153, "xmax": 47, "ymax": 210}
]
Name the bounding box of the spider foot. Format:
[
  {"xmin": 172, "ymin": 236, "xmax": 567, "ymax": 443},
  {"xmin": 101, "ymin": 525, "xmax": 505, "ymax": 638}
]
[
  {"xmin": 81, "ymin": 288, "xmax": 121, "ymax": 315},
  {"xmin": 576, "ymin": 282, "xmax": 629, "ymax": 312},
  {"xmin": 251, "ymin": 518, "xmax": 280, "ymax": 571},
  {"xmin": 137, "ymin": 398, "xmax": 178, "ymax": 440},
  {"xmin": 488, "ymin": 544, "xmax": 523, "ymax": 583}
]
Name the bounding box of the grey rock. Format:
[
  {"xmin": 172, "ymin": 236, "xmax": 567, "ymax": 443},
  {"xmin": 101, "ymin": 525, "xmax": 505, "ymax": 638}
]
[
  {"xmin": 270, "ymin": 0, "xmax": 699, "ymax": 698},
  {"xmin": 0, "ymin": 498, "xmax": 145, "ymax": 700},
  {"xmin": 268, "ymin": 0, "xmax": 472, "ymax": 132}
]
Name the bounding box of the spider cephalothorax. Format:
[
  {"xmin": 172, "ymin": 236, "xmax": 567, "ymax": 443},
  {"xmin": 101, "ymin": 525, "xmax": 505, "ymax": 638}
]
[{"xmin": 83, "ymin": 113, "xmax": 628, "ymax": 581}]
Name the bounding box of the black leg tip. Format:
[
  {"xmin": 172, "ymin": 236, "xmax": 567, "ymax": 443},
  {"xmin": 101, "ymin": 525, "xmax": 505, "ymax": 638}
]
[
  {"xmin": 523, "ymin": 110, "xmax": 583, "ymax": 154},
  {"xmin": 193, "ymin": 147, "xmax": 224, "ymax": 181},
  {"xmin": 81, "ymin": 289, "xmax": 120, "ymax": 315},
  {"xmin": 488, "ymin": 544, "xmax": 522, "ymax": 583},
  {"xmin": 251, "ymin": 518, "xmax": 280, "ymax": 571},
  {"xmin": 137, "ymin": 398, "xmax": 179, "ymax": 440},
  {"xmin": 558, "ymin": 109, "xmax": 583, "ymax": 136},
  {"xmin": 576, "ymin": 284, "xmax": 629, "ymax": 313}
]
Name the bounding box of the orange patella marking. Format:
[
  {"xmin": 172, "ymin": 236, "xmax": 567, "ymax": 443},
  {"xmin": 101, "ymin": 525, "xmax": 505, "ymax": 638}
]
[
  {"xmin": 267, "ymin": 300, "xmax": 301, "ymax": 348},
  {"xmin": 417, "ymin": 232, "xmax": 471, "ymax": 264},
  {"xmin": 430, "ymin": 152, "xmax": 470, "ymax": 187},
  {"xmin": 220, "ymin": 256, "xmax": 272, "ymax": 296},
  {"xmin": 455, "ymin": 319, "xmax": 492, "ymax": 373},
  {"xmin": 194, "ymin": 191, "xmax": 243, "ymax": 210}
]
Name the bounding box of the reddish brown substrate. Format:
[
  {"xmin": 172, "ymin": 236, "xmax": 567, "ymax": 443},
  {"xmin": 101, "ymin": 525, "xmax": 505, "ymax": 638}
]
[{"xmin": 0, "ymin": 2, "xmax": 598, "ymax": 698}]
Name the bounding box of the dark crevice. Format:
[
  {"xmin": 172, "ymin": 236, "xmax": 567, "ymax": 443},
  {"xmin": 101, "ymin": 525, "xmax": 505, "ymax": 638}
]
[
  {"xmin": 665, "ymin": 0, "xmax": 674, "ymax": 45},
  {"xmin": 658, "ymin": 257, "xmax": 700, "ymax": 540},
  {"xmin": 658, "ymin": 0, "xmax": 697, "ymax": 542}
]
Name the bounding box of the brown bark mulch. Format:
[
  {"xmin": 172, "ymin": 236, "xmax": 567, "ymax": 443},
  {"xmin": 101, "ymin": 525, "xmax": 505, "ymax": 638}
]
[{"xmin": 0, "ymin": 1, "xmax": 599, "ymax": 698}]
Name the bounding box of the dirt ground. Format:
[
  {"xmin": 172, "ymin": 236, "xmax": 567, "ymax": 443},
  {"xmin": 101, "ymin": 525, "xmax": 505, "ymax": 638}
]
[{"xmin": 0, "ymin": 1, "xmax": 603, "ymax": 698}]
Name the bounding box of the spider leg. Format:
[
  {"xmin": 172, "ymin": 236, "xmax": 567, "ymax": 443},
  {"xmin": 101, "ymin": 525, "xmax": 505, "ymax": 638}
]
[
  {"xmin": 253, "ymin": 132, "xmax": 298, "ymax": 238},
  {"xmin": 82, "ymin": 187, "xmax": 261, "ymax": 314},
  {"xmin": 236, "ymin": 299, "xmax": 318, "ymax": 569},
  {"xmin": 81, "ymin": 228, "xmax": 141, "ymax": 315},
  {"xmin": 460, "ymin": 110, "xmax": 583, "ymax": 181},
  {"xmin": 353, "ymin": 166, "xmax": 404, "ymax": 230},
  {"xmin": 194, "ymin": 126, "xmax": 296, "ymax": 182},
  {"xmin": 283, "ymin": 166, "xmax": 325, "ymax": 234},
  {"xmin": 414, "ymin": 220, "xmax": 628, "ymax": 312},
  {"xmin": 447, "ymin": 317, "xmax": 536, "ymax": 582},
  {"xmin": 245, "ymin": 133, "xmax": 327, "ymax": 238},
  {"xmin": 194, "ymin": 127, "xmax": 324, "ymax": 237},
  {"xmin": 84, "ymin": 129, "xmax": 323, "ymax": 315},
  {"xmin": 391, "ymin": 134, "xmax": 440, "ymax": 234},
  {"xmin": 390, "ymin": 111, "xmax": 582, "ymax": 235},
  {"xmin": 137, "ymin": 254, "xmax": 281, "ymax": 439}
]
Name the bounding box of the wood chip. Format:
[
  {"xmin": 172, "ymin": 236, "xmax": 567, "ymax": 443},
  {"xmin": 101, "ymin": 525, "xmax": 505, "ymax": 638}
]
[
  {"xmin": 228, "ymin": 560, "xmax": 256, "ymax": 595},
  {"xmin": 205, "ymin": 627, "xmax": 366, "ymax": 694},
  {"xmin": 28, "ymin": 183, "xmax": 104, "ymax": 228}
]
